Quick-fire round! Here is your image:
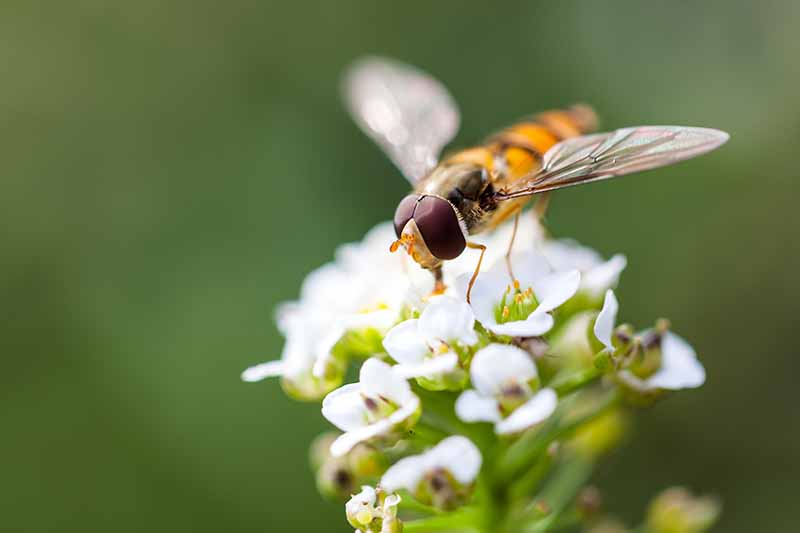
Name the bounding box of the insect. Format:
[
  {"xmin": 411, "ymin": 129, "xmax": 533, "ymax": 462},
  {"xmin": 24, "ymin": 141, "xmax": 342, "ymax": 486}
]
[{"xmin": 343, "ymin": 57, "xmax": 729, "ymax": 301}]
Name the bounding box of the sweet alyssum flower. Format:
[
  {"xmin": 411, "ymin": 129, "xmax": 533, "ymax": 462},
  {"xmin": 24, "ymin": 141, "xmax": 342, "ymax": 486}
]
[
  {"xmin": 242, "ymin": 219, "xmax": 717, "ymax": 531},
  {"xmin": 455, "ymin": 344, "xmax": 558, "ymax": 435},
  {"xmin": 594, "ymin": 289, "xmax": 706, "ymax": 391},
  {"xmin": 382, "ymin": 295, "xmax": 476, "ymax": 388},
  {"xmin": 380, "ymin": 435, "xmax": 482, "ymax": 510},
  {"xmin": 346, "ymin": 485, "xmax": 402, "ymax": 533},
  {"xmin": 322, "ymin": 358, "xmax": 421, "ymax": 457},
  {"xmin": 241, "ymin": 222, "xmax": 430, "ymax": 399},
  {"xmin": 540, "ymin": 239, "xmax": 627, "ymax": 302},
  {"xmin": 459, "ymin": 250, "xmax": 581, "ymax": 337}
]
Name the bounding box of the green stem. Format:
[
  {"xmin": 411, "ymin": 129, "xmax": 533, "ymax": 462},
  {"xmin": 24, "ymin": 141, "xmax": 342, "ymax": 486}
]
[
  {"xmin": 519, "ymin": 455, "xmax": 595, "ymax": 532},
  {"xmin": 550, "ymin": 366, "xmax": 602, "ymax": 397},
  {"xmin": 403, "ymin": 507, "xmax": 481, "ymax": 532},
  {"xmin": 508, "ymin": 446, "xmax": 556, "ymax": 501}
]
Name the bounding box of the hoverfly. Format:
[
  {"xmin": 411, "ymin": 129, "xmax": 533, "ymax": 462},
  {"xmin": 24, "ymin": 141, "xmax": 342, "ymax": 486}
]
[{"xmin": 343, "ymin": 57, "xmax": 728, "ymax": 301}]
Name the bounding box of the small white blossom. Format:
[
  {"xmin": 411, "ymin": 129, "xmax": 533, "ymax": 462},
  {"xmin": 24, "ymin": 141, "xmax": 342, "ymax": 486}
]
[
  {"xmin": 540, "ymin": 239, "xmax": 627, "ymax": 300},
  {"xmin": 242, "ymin": 222, "xmax": 430, "ymax": 399},
  {"xmin": 594, "ymin": 289, "xmax": 706, "ymax": 391},
  {"xmin": 459, "ymin": 251, "xmax": 580, "ymax": 337},
  {"xmin": 455, "ymin": 344, "xmax": 558, "ymax": 434},
  {"xmin": 383, "ymin": 295, "xmax": 477, "ymax": 380},
  {"xmin": 346, "ymin": 486, "xmax": 402, "ymax": 533},
  {"xmin": 322, "ymin": 358, "xmax": 420, "ymax": 457},
  {"xmin": 381, "ymin": 435, "xmax": 482, "ymax": 492}
]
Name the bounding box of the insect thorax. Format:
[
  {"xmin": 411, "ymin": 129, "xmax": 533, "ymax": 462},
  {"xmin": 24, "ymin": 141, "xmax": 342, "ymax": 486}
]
[{"xmin": 418, "ymin": 162, "xmax": 497, "ymax": 234}]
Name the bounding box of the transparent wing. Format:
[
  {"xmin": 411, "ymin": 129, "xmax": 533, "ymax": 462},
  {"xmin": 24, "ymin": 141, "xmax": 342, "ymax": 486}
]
[
  {"xmin": 496, "ymin": 126, "xmax": 729, "ymax": 199},
  {"xmin": 342, "ymin": 56, "xmax": 460, "ymax": 183}
]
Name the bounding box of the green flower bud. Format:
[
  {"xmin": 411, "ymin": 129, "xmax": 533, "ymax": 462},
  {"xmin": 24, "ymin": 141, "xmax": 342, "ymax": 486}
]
[
  {"xmin": 569, "ymin": 408, "xmax": 627, "ymax": 459},
  {"xmin": 310, "ymin": 433, "xmax": 387, "ymax": 501},
  {"xmin": 413, "ymin": 467, "xmax": 474, "ymax": 512},
  {"xmin": 646, "ymin": 487, "xmax": 720, "ymax": 533}
]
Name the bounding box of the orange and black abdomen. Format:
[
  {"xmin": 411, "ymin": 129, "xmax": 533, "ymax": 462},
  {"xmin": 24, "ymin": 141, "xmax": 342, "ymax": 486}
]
[
  {"xmin": 443, "ymin": 104, "xmax": 597, "ymax": 181},
  {"xmin": 428, "ymin": 105, "xmax": 598, "ymax": 233},
  {"xmin": 489, "ymin": 104, "xmax": 598, "ymax": 183}
]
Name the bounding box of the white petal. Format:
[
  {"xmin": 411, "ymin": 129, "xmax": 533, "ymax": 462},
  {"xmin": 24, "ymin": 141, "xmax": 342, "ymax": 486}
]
[
  {"xmin": 594, "ymin": 290, "xmax": 618, "ymax": 351},
  {"xmin": 419, "ymin": 295, "xmax": 478, "ymax": 346},
  {"xmin": 380, "ymin": 455, "xmax": 427, "ymax": 492},
  {"xmin": 383, "ymin": 319, "xmax": 428, "ymax": 365},
  {"xmin": 240, "ymin": 360, "xmax": 283, "ymax": 382},
  {"xmin": 360, "ymin": 358, "xmax": 414, "ymax": 406},
  {"xmin": 495, "ymin": 388, "xmax": 558, "ymax": 435},
  {"xmin": 344, "ymin": 308, "xmax": 399, "ymax": 330},
  {"xmin": 426, "ymin": 436, "xmax": 482, "ymax": 484},
  {"xmin": 532, "ymin": 269, "xmax": 581, "ymax": 313},
  {"xmin": 387, "ymin": 394, "xmax": 420, "ymax": 426},
  {"xmin": 583, "ymin": 254, "xmax": 627, "ymax": 296},
  {"xmin": 646, "ymin": 332, "xmax": 706, "ymax": 390},
  {"xmin": 321, "ymin": 383, "xmax": 368, "ymax": 432},
  {"xmin": 541, "ymin": 239, "xmax": 602, "ymax": 272},
  {"xmin": 393, "ymin": 352, "xmax": 459, "ymax": 379},
  {"xmin": 513, "ymin": 250, "xmax": 556, "ymax": 288},
  {"xmin": 457, "ymin": 270, "xmax": 508, "ymax": 327},
  {"xmin": 331, "ymin": 418, "xmax": 393, "ymax": 457},
  {"xmin": 486, "ymin": 311, "xmax": 554, "ymax": 337},
  {"xmin": 346, "ymin": 485, "xmax": 377, "ymax": 517},
  {"xmin": 470, "ymin": 344, "xmax": 537, "ymax": 397},
  {"xmin": 455, "ymin": 389, "xmax": 501, "ymax": 423},
  {"xmin": 384, "ymin": 493, "xmax": 402, "ymax": 510}
]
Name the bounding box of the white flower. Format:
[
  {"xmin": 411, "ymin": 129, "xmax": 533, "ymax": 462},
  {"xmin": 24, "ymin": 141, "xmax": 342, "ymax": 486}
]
[
  {"xmin": 594, "ymin": 289, "xmax": 706, "ymax": 391},
  {"xmin": 383, "ymin": 295, "xmax": 477, "ymax": 380},
  {"xmin": 381, "ymin": 436, "xmax": 482, "ymax": 497},
  {"xmin": 346, "ymin": 486, "xmax": 401, "ymax": 533},
  {"xmin": 241, "ymin": 222, "xmax": 430, "ymax": 399},
  {"xmin": 241, "ymin": 300, "xmax": 344, "ymax": 400},
  {"xmin": 455, "ymin": 344, "xmax": 558, "ymax": 435},
  {"xmin": 458, "ymin": 251, "xmax": 580, "ymax": 337},
  {"xmin": 540, "ymin": 239, "xmax": 627, "ymax": 299},
  {"xmin": 322, "ymin": 358, "xmax": 420, "ymax": 457}
]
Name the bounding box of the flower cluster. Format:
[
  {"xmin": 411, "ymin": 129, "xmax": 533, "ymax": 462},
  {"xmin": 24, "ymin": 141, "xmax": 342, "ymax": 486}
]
[{"xmin": 243, "ymin": 216, "xmax": 718, "ymax": 533}]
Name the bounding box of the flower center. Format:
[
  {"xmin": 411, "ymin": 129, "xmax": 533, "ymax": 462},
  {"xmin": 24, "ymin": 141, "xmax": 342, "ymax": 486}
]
[
  {"xmin": 494, "ymin": 281, "xmax": 540, "ymax": 324},
  {"xmin": 497, "ymin": 380, "xmax": 533, "ymax": 415},
  {"xmin": 362, "ymin": 394, "xmax": 398, "ymax": 423}
]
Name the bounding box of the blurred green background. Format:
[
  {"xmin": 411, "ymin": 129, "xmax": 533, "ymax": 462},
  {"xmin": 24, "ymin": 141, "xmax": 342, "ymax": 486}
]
[{"xmin": 3, "ymin": 1, "xmax": 799, "ymax": 531}]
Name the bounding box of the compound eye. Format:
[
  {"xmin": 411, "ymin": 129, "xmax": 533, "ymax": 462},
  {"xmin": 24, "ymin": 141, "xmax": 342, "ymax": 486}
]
[
  {"xmin": 393, "ymin": 194, "xmax": 420, "ymax": 238},
  {"xmin": 414, "ymin": 196, "xmax": 466, "ymax": 260}
]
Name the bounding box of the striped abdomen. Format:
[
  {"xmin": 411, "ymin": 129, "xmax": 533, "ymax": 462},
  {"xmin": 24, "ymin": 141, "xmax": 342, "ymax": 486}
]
[{"xmin": 423, "ymin": 105, "xmax": 598, "ymax": 233}]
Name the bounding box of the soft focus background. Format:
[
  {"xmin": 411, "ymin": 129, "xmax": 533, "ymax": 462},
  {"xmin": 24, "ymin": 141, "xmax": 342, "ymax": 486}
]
[{"xmin": 3, "ymin": 1, "xmax": 799, "ymax": 531}]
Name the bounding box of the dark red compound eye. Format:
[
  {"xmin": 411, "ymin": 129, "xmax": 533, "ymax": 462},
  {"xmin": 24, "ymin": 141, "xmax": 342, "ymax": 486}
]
[
  {"xmin": 393, "ymin": 194, "xmax": 420, "ymax": 238},
  {"xmin": 414, "ymin": 196, "xmax": 466, "ymax": 260}
]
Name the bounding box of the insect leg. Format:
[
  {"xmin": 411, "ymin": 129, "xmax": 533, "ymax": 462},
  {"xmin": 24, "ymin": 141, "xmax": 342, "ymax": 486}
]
[
  {"xmin": 465, "ymin": 242, "xmax": 487, "ymax": 304},
  {"xmin": 432, "ymin": 266, "xmax": 446, "ymax": 295},
  {"xmin": 532, "ymin": 191, "xmax": 552, "ymax": 239},
  {"xmin": 504, "ymin": 205, "xmax": 522, "ymax": 282}
]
